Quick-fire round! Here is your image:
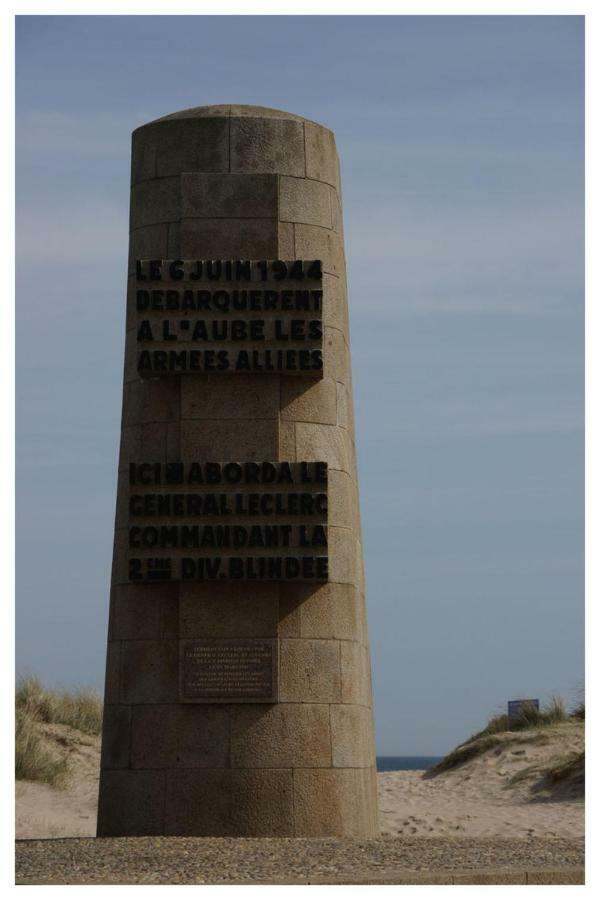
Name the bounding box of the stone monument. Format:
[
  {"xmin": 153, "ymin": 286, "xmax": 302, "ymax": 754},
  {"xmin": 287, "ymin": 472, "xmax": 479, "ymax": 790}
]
[{"xmin": 97, "ymin": 105, "xmax": 379, "ymax": 837}]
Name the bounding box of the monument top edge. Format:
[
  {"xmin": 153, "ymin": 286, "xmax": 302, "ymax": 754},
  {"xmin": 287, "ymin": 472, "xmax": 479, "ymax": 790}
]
[{"xmin": 135, "ymin": 104, "xmax": 333, "ymax": 133}]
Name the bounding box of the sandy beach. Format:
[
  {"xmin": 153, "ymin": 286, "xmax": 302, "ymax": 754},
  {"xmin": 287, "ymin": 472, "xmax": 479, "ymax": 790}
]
[{"xmin": 379, "ymin": 768, "xmax": 583, "ymax": 840}]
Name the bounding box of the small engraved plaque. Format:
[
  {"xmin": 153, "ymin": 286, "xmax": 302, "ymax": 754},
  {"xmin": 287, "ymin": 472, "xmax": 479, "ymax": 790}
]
[{"xmin": 180, "ymin": 639, "xmax": 278, "ymax": 703}]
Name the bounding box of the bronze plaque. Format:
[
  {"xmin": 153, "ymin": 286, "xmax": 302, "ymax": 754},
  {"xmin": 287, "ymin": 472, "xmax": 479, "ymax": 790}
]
[{"xmin": 180, "ymin": 638, "xmax": 278, "ymax": 703}]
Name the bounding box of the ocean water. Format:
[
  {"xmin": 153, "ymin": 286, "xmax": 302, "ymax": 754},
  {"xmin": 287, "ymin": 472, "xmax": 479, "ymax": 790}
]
[{"xmin": 376, "ymin": 756, "xmax": 442, "ymax": 772}]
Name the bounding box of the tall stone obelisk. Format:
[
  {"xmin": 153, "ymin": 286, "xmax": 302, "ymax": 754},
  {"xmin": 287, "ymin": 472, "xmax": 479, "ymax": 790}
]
[{"xmin": 97, "ymin": 105, "xmax": 379, "ymax": 837}]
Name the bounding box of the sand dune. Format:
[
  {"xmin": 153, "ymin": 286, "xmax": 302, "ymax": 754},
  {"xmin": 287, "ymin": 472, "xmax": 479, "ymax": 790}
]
[{"xmin": 380, "ymin": 723, "xmax": 584, "ymax": 839}]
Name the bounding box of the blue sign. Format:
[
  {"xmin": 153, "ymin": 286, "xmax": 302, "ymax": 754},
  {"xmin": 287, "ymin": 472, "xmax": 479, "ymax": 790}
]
[{"xmin": 508, "ymin": 699, "xmax": 539, "ymax": 721}]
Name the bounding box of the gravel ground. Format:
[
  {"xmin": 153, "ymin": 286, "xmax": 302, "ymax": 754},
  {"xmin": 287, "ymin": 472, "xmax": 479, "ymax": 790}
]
[{"xmin": 16, "ymin": 836, "xmax": 584, "ymax": 884}]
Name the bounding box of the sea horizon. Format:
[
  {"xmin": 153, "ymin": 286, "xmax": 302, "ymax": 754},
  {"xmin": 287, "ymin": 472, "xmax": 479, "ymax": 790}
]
[{"xmin": 376, "ymin": 756, "xmax": 442, "ymax": 772}]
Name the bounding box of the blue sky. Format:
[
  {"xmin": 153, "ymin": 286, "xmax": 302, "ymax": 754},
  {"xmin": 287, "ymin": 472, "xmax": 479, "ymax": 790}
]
[{"xmin": 16, "ymin": 15, "xmax": 584, "ymax": 754}]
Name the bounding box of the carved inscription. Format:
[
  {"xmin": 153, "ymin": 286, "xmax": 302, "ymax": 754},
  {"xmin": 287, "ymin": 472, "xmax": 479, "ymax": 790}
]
[
  {"xmin": 134, "ymin": 259, "xmax": 324, "ymax": 377},
  {"xmin": 180, "ymin": 639, "xmax": 278, "ymax": 703},
  {"xmin": 127, "ymin": 460, "xmax": 328, "ymax": 582}
]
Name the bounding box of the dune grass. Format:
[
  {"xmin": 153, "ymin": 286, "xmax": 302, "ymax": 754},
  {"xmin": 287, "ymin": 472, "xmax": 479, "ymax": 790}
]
[
  {"xmin": 16, "ymin": 675, "xmax": 103, "ymax": 736},
  {"xmin": 15, "ymin": 676, "xmax": 103, "ymax": 788},
  {"xmin": 15, "ymin": 707, "xmax": 68, "ymax": 787},
  {"xmin": 507, "ymin": 750, "xmax": 585, "ymax": 793},
  {"xmin": 425, "ymin": 734, "xmax": 505, "ymax": 775},
  {"xmin": 571, "ymin": 702, "xmax": 585, "ymax": 721},
  {"xmin": 426, "ymin": 731, "xmax": 549, "ymax": 777},
  {"xmin": 545, "ymin": 751, "xmax": 585, "ymax": 786},
  {"xmin": 467, "ymin": 697, "xmax": 569, "ymax": 743}
]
